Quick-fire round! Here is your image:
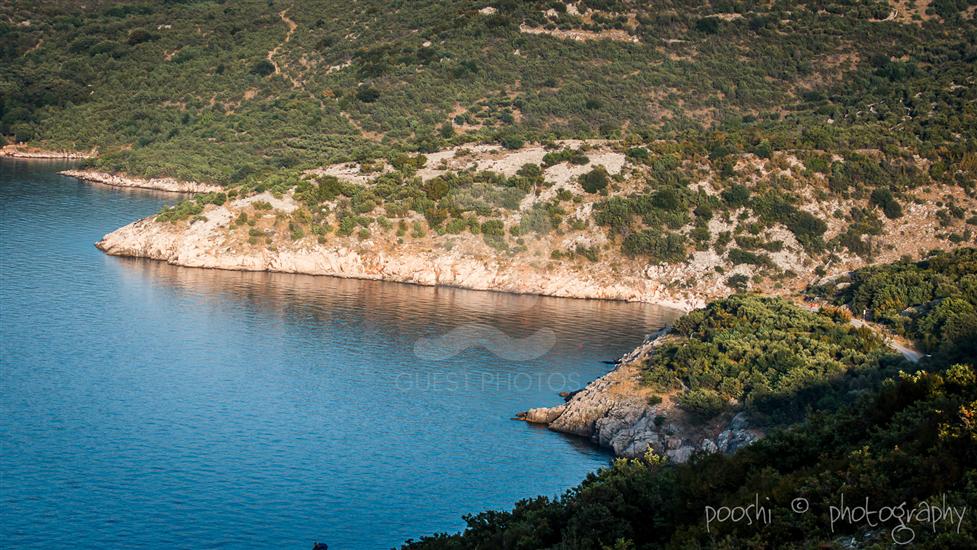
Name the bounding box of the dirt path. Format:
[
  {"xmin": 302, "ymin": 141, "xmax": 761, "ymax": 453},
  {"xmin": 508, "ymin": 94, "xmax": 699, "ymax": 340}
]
[
  {"xmin": 267, "ymin": 10, "xmax": 298, "ymax": 80},
  {"xmin": 263, "ymin": 9, "xmax": 330, "ymax": 111},
  {"xmin": 340, "ymin": 111, "xmax": 384, "ymax": 142},
  {"xmin": 849, "ymin": 318, "xmax": 924, "ymax": 363}
]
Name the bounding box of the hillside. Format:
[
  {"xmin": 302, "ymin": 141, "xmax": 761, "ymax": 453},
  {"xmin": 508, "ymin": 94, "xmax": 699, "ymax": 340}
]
[
  {"xmin": 404, "ymin": 250, "xmax": 977, "ymax": 548},
  {"xmin": 5, "ymin": 1, "xmax": 976, "ymax": 305},
  {"xmin": 3, "ymin": 3, "xmax": 976, "ymax": 547},
  {"xmin": 4, "ymin": 0, "xmax": 976, "ymax": 183}
]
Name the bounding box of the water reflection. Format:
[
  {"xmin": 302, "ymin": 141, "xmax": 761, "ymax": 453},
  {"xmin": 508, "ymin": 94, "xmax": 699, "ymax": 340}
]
[{"xmin": 114, "ymin": 256, "xmax": 678, "ymax": 365}]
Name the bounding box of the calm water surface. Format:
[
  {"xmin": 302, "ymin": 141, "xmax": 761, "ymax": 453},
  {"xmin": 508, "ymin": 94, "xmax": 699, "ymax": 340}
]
[{"xmin": 0, "ymin": 160, "xmax": 678, "ymax": 548}]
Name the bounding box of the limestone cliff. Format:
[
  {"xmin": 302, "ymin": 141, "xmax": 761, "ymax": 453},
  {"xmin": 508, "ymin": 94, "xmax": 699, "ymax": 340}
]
[{"xmin": 94, "ymin": 191, "xmax": 706, "ymax": 310}]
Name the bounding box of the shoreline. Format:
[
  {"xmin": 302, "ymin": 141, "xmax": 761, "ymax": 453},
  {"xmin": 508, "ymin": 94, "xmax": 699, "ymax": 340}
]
[
  {"xmin": 518, "ymin": 328, "xmax": 762, "ymax": 462},
  {"xmin": 0, "ymin": 145, "xmax": 96, "ymax": 159},
  {"xmin": 94, "ymin": 226, "xmax": 702, "ymax": 312},
  {"xmin": 61, "ymin": 169, "xmax": 223, "ymax": 194}
]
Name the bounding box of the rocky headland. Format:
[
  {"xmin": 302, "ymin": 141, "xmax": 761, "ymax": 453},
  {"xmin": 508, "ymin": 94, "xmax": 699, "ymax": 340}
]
[
  {"xmin": 94, "ymin": 191, "xmax": 704, "ymax": 310},
  {"xmin": 518, "ymin": 328, "xmax": 762, "ymax": 462}
]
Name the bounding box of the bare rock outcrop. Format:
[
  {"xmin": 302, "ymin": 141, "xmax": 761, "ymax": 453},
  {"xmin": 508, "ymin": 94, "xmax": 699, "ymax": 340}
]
[
  {"xmin": 0, "ymin": 145, "xmax": 96, "ymax": 159},
  {"xmin": 93, "ymin": 192, "xmax": 705, "ymax": 310},
  {"xmin": 519, "ymin": 328, "xmax": 762, "ymax": 462},
  {"xmin": 60, "ymin": 169, "xmax": 222, "ymax": 194}
]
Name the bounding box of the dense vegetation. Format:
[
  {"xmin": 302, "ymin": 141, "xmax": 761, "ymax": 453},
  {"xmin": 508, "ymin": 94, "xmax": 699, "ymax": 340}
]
[
  {"xmin": 642, "ymin": 295, "xmax": 893, "ymax": 424},
  {"xmin": 4, "ymin": 0, "xmax": 976, "ymax": 186},
  {"xmin": 403, "ymin": 262, "xmax": 977, "ymax": 549},
  {"xmin": 816, "ymin": 248, "xmax": 977, "ymax": 361},
  {"xmin": 4, "ymin": 1, "xmax": 976, "ymax": 271}
]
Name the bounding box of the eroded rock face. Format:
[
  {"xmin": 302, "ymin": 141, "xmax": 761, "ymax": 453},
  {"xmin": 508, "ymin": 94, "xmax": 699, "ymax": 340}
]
[
  {"xmin": 60, "ymin": 170, "xmax": 223, "ymax": 194},
  {"xmin": 519, "ymin": 329, "xmax": 762, "ymax": 462},
  {"xmin": 93, "ymin": 193, "xmax": 705, "ymax": 310}
]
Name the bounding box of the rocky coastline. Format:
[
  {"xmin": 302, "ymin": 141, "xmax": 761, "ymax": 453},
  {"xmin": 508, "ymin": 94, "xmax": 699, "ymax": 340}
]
[
  {"xmin": 95, "ymin": 219, "xmax": 702, "ymax": 311},
  {"xmin": 60, "ymin": 169, "xmax": 223, "ymax": 194},
  {"xmin": 93, "ymin": 190, "xmax": 706, "ymax": 310},
  {"xmin": 0, "ymin": 145, "xmax": 96, "ymax": 159},
  {"xmin": 518, "ymin": 328, "xmax": 762, "ymax": 462}
]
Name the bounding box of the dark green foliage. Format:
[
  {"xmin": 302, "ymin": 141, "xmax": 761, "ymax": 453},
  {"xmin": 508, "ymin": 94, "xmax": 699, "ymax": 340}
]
[
  {"xmin": 126, "ymin": 29, "xmax": 158, "ymax": 46},
  {"xmin": 824, "ymin": 248, "xmax": 977, "ymax": 360},
  {"xmin": 579, "ymin": 166, "xmax": 608, "ymax": 193},
  {"xmin": 753, "ymin": 193, "xmax": 827, "ymax": 252},
  {"xmin": 542, "ymin": 149, "xmax": 589, "ymax": 167},
  {"xmin": 643, "ymin": 295, "xmax": 889, "ymax": 424},
  {"xmin": 622, "ymin": 231, "xmax": 686, "ymax": 263},
  {"xmin": 250, "ymin": 59, "xmax": 275, "ymax": 77},
  {"xmin": 721, "ymin": 184, "xmax": 750, "ymax": 208},
  {"xmin": 355, "ymin": 86, "xmax": 380, "ymax": 103},
  {"xmin": 727, "ymin": 247, "xmax": 773, "ymax": 268},
  {"xmin": 870, "ymin": 188, "xmax": 903, "ymax": 219},
  {"xmin": 676, "ymin": 388, "xmax": 727, "ymax": 420},
  {"xmin": 725, "ymin": 273, "xmax": 749, "ymax": 292},
  {"xmin": 694, "ymin": 17, "xmax": 720, "ymax": 34}
]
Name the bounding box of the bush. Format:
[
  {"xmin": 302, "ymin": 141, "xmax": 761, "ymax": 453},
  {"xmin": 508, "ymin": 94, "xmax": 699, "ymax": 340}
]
[
  {"xmin": 677, "ymin": 388, "xmax": 728, "ymax": 420},
  {"xmin": 726, "ymin": 273, "xmax": 750, "ymax": 292},
  {"xmin": 694, "ymin": 17, "xmax": 720, "ymax": 34},
  {"xmin": 480, "ymin": 219, "xmax": 505, "ymax": 236},
  {"xmin": 499, "ymin": 134, "xmax": 524, "ymax": 150},
  {"xmin": 250, "ymin": 59, "xmax": 275, "ymax": 76},
  {"xmin": 579, "ymin": 167, "xmax": 609, "ymax": 193},
  {"xmin": 126, "ymin": 29, "xmax": 158, "ymax": 45},
  {"xmin": 869, "ymin": 188, "xmax": 903, "ymax": 219},
  {"xmin": 10, "ymin": 123, "xmax": 34, "ymax": 143},
  {"xmin": 356, "ymin": 87, "xmax": 380, "ymax": 103},
  {"xmin": 622, "ymin": 231, "xmax": 687, "ymax": 263},
  {"xmin": 721, "ymin": 184, "xmax": 751, "ymax": 208}
]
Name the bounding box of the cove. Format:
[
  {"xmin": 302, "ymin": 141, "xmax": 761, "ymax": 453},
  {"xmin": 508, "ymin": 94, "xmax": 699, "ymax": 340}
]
[{"xmin": 0, "ymin": 160, "xmax": 679, "ymax": 548}]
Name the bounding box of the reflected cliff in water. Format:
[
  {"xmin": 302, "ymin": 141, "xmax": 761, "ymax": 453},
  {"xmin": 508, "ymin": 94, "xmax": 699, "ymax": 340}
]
[{"xmin": 113, "ymin": 256, "xmax": 676, "ymax": 364}]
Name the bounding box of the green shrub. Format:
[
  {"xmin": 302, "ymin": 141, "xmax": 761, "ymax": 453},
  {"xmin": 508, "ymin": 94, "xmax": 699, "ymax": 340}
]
[
  {"xmin": 356, "ymin": 87, "xmax": 380, "ymax": 103},
  {"xmin": 579, "ymin": 167, "xmax": 609, "ymax": 193},
  {"xmin": 677, "ymin": 388, "xmax": 727, "ymax": 420},
  {"xmin": 869, "ymin": 188, "xmax": 904, "ymax": 219},
  {"xmin": 622, "ymin": 231, "xmax": 687, "ymax": 263},
  {"xmin": 250, "ymin": 59, "xmax": 275, "ymax": 76}
]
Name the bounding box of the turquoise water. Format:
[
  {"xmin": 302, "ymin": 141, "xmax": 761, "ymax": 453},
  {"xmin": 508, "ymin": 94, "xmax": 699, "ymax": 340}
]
[{"xmin": 0, "ymin": 160, "xmax": 678, "ymax": 548}]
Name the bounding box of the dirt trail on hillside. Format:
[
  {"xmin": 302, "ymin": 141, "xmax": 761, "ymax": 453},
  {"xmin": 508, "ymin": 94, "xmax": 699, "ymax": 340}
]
[
  {"xmin": 849, "ymin": 318, "xmax": 923, "ymax": 363},
  {"xmin": 267, "ymin": 10, "xmax": 297, "ymax": 77},
  {"xmin": 264, "ymin": 9, "xmax": 329, "ymax": 111}
]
